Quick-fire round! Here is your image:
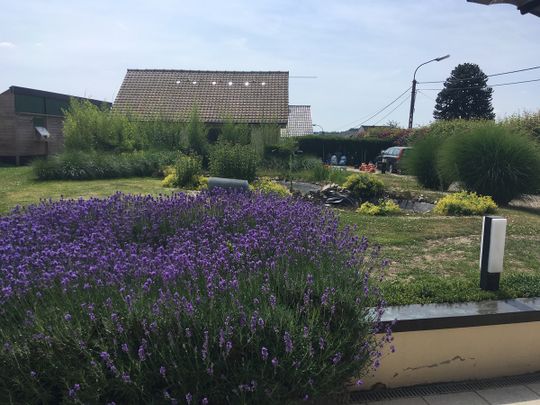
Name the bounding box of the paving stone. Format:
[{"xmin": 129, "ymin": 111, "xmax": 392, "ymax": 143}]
[
  {"xmin": 366, "ymin": 397, "xmax": 428, "ymax": 405},
  {"xmin": 476, "ymin": 385, "xmax": 540, "ymax": 404},
  {"xmin": 424, "ymin": 391, "xmax": 489, "ymax": 405},
  {"xmin": 528, "ymin": 382, "xmax": 540, "ymax": 396}
]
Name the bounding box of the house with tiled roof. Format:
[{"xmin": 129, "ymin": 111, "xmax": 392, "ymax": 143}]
[
  {"xmin": 114, "ymin": 69, "xmax": 289, "ymax": 126},
  {"xmin": 281, "ymin": 105, "xmax": 313, "ymax": 137}
]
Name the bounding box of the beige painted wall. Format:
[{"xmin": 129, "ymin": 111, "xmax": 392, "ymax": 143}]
[{"xmin": 356, "ymin": 321, "xmax": 540, "ymax": 390}]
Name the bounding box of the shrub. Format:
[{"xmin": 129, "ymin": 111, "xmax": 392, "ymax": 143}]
[
  {"xmin": 405, "ymin": 134, "xmax": 451, "ymax": 190},
  {"xmin": 250, "ymin": 177, "xmax": 291, "ymax": 197},
  {"xmin": 343, "ymin": 173, "xmax": 385, "ymax": 200},
  {"xmin": 500, "ymin": 110, "xmax": 540, "ymax": 143},
  {"xmin": 250, "ymin": 124, "xmax": 281, "ymax": 157},
  {"xmin": 185, "ymin": 107, "xmax": 209, "ymax": 161},
  {"xmin": 209, "ymin": 142, "xmax": 260, "ymax": 181},
  {"xmin": 0, "ymin": 191, "xmax": 388, "ymax": 404},
  {"xmin": 328, "ymin": 168, "xmax": 350, "ymax": 185},
  {"xmin": 32, "ymin": 151, "xmax": 179, "ymax": 180},
  {"xmin": 438, "ymin": 124, "xmax": 540, "ymax": 204},
  {"xmin": 311, "ymin": 164, "xmax": 330, "ymax": 182},
  {"xmin": 434, "ymin": 191, "xmax": 497, "ymax": 216},
  {"xmin": 172, "ymin": 155, "xmax": 202, "ymax": 188},
  {"xmin": 357, "ymin": 200, "xmax": 401, "ymax": 216},
  {"xmin": 219, "ymin": 119, "xmax": 251, "ymax": 145},
  {"xmin": 63, "ymin": 99, "xmax": 136, "ymax": 153}
]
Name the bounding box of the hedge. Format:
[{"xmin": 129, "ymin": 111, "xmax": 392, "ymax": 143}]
[{"xmin": 294, "ymin": 136, "xmax": 394, "ymax": 165}]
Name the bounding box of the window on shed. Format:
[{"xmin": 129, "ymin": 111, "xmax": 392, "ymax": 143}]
[{"xmin": 15, "ymin": 94, "xmax": 45, "ymax": 114}]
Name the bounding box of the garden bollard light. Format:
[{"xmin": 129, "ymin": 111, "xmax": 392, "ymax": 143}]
[{"xmin": 480, "ymin": 216, "xmax": 507, "ymax": 291}]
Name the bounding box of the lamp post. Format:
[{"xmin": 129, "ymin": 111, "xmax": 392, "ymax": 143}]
[
  {"xmin": 408, "ymin": 54, "xmax": 450, "ymax": 129},
  {"xmin": 313, "ymin": 124, "xmax": 325, "ymax": 162}
]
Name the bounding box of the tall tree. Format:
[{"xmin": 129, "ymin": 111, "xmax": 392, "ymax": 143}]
[{"xmin": 433, "ymin": 63, "xmax": 495, "ymax": 120}]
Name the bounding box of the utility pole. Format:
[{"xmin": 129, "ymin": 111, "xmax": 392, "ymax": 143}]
[{"xmin": 408, "ymin": 54, "xmax": 450, "ymax": 129}]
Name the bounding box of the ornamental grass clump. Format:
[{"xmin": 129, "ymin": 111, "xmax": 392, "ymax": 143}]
[{"xmin": 0, "ymin": 190, "xmax": 389, "ymax": 404}]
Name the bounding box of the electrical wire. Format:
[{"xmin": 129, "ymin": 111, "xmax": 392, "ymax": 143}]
[
  {"xmin": 336, "ymin": 86, "xmax": 411, "ymax": 130},
  {"xmin": 372, "ymin": 94, "xmax": 411, "ymax": 125},
  {"xmin": 416, "ymin": 90, "xmax": 437, "ymax": 102},
  {"xmin": 418, "ymin": 65, "xmax": 540, "ymax": 84},
  {"xmin": 418, "ymin": 77, "xmax": 540, "ymax": 91}
]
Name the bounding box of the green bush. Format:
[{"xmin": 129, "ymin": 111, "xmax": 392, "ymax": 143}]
[
  {"xmin": 311, "ymin": 164, "xmax": 330, "ymax": 182},
  {"xmin": 63, "ymin": 99, "xmax": 136, "ymax": 153},
  {"xmin": 434, "ymin": 191, "xmax": 497, "ymax": 216},
  {"xmin": 250, "ymin": 124, "xmax": 281, "ymax": 157},
  {"xmin": 186, "ymin": 107, "xmax": 209, "ymax": 161},
  {"xmin": 357, "ymin": 200, "xmax": 401, "ymax": 216},
  {"xmin": 500, "ymin": 110, "xmax": 540, "ymax": 143},
  {"xmin": 406, "ymin": 120, "xmax": 489, "ymax": 191},
  {"xmin": 173, "ymin": 155, "xmax": 202, "ymax": 188},
  {"xmin": 343, "ymin": 173, "xmax": 385, "ymax": 200},
  {"xmin": 209, "ymin": 142, "xmax": 260, "ymax": 181},
  {"xmin": 219, "ymin": 119, "xmax": 251, "ymax": 145},
  {"xmin": 438, "ymin": 124, "xmax": 540, "ymax": 204},
  {"xmin": 250, "ymin": 177, "xmax": 291, "ymax": 197},
  {"xmin": 327, "ymin": 168, "xmax": 350, "ymax": 185},
  {"xmin": 32, "ymin": 151, "xmax": 179, "ymax": 181}
]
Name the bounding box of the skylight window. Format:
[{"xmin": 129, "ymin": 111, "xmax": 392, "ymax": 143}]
[
  {"xmin": 228, "ymin": 81, "xmax": 233, "ymax": 86},
  {"xmin": 35, "ymin": 126, "xmax": 50, "ymax": 139},
  {"xmin": 261, "ymin": 82, "xmax": 266, "ymax": 86},
  {"xmin": 212, "ymin": 81, "xmax": 217, "ymax": 85},
  {"xmin": 244, "ymin": 81, "xmax": 249, "ymax": 86}
]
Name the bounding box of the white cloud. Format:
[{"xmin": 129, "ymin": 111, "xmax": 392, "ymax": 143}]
[{"xmin": 0, "ymin": 41, "xmax": 16, "ymax": 48}]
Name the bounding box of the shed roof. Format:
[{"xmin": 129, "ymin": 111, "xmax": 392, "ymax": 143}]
[
  {"xmin": 286, "ymin": 105, "xmax": 313, "ymax": 136},
  {"xmin": 114, "ymin": 69, "xmax": 289, "ymax": 124}
]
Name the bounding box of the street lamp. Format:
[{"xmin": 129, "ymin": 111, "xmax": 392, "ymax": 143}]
[
  {"xmin": 312, "ymin": 124, "xmax": 324, "ymax": 134},
  {"xmin": 408, "ymin": 54, "xmax": 450, "ymax": 129}
]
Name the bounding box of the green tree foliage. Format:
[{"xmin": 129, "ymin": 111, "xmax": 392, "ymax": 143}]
[
  {"xmin": 63, "ymin": 99, "xmax": 136, "ymax": 152},
  {"xmin": 185, "ymin": 107, "xmax": 209, "ymax": 160},
  {"xmin": 219, "ymin": 118, "xmax": 251, "ymax": 145},
  {"xmin": 433, "ymin": 63, "xmax": 495, "ymax": 121}
]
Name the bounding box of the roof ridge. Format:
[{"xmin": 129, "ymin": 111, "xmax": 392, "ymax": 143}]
[{"xmin": 126, "ymin": 69, "xmax": 289, "ymax": 74}]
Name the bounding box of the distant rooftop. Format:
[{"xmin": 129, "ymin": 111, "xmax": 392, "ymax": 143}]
[
  {"xmin": 285, "ymin": 105, "xmax": 313, "ymax": 136},
  {"xmin": 114, "ymin": 69, "xmax": 289, "ymax": 124}
]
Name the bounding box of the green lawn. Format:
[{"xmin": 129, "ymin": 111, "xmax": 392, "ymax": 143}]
[
  {"xmin": 1, "ymin": 166, "xmax": 539, "ymax": 305},
  {"xmin": 0, "ymin": 166, "xmax": 174, "ymax": 214}
]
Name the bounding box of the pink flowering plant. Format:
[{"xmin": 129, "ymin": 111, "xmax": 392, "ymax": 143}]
[{"xmin": 0, "ymin": 190, "xmax": 389, "ymax": 404}]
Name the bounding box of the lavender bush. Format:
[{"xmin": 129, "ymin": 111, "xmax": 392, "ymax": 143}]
[{"xmin": 0, "ymin": 190, "xmax": 389, "ymax": 404}]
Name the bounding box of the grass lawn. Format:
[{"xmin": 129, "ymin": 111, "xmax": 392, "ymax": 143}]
[
  {"xmin": 0, "ymin": 166, "xmax": 174, "ymax": 214},
  {"xmin": 1, "ymin": 166, "xmax": 539, "ymax": 306}
]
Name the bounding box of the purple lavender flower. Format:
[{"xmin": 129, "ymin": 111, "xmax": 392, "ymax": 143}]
[
  {"xmin": 283, "ymin": 331, "xmax": 293, "ymax": 353},
  {"xmin": 64, "ymin": 313, "xmax": 72, "ymax": 321},
  {"xmin": 261, "ymin": 346, "xmax": 268, "ymax": 361},
  {"xmin": 271, "ymin": 357, "xmax": 278, "ymax": 368},
  {"xmin": 160, "ymin": 366, "xmax": 166, "ymax": 378}
]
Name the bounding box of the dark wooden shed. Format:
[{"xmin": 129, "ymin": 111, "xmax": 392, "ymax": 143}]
[{"xmin": 0, "ymin": 86, "xmax": 110, "ymax": 164}]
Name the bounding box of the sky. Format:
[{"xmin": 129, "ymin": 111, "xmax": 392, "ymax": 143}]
[{"xmin": 1, "ymin": 0, "xmax": 539, "ymax": 131}]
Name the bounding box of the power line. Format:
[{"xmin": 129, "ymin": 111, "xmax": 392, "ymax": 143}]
[
  {"xmin": 417, "ymin": 90, "xmax": 437, "ymax": 102},
  {"xmin": 418, "ymin": 77, "xmax": 540, "ymax": 91},
  {"xmin": 418, "ymin": 64, "xmax": 540, "ymax": 84},
  {"xmin": 373, "ymin": 94, "xmax": 411, "ymax": 125},
  {"xmin": 336, "ymin": 86, "xmax": 411, "ymax": 130}
]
